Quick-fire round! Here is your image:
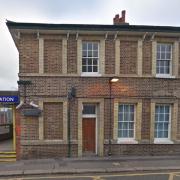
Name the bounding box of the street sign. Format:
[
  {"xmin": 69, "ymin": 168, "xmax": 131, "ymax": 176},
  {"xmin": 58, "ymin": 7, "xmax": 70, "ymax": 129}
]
[{"xmin": 0, "ymin": 96, "xmax": 19, "ymax": 103}]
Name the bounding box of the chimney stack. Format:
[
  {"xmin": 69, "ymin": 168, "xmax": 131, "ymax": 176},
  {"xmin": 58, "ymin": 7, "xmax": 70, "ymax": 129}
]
[{"xmin": 113, "ymin": 10, "xmax": 128, "ymax": 25}]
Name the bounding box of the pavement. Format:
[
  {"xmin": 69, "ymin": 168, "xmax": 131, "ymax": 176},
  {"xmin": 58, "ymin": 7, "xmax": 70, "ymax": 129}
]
[{"xmin": 0, "ymin": 155, "xmax": 180, "ymax": 177}]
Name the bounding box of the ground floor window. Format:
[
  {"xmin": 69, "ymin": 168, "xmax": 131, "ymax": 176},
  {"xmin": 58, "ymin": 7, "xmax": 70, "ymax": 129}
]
[
  {"xmin": 154, "ymin": 104, "xmax": 171, "ymax": 139},
  {"xmin": 118, "ymin": 104, "xmax": 135, "ymax": 139}
]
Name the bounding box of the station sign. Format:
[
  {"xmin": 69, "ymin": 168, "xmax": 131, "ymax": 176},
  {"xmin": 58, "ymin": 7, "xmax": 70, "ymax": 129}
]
[{"xmin": 0, "ymin": 96, "xmax": 19, "ymax": 104}]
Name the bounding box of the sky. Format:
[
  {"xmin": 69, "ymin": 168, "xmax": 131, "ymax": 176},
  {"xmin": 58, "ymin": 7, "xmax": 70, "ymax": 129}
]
[{"xmin": 0, "ymin": 0, "xmax": 180, "ymax": 90}]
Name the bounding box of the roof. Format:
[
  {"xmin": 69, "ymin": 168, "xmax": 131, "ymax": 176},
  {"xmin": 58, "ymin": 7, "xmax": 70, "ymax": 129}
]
[{"xmin": 6, "ymin": 20, "xmax": 180, "ymax": 33}]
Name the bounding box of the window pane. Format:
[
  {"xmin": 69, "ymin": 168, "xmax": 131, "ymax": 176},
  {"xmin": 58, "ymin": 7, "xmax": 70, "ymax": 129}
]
[
  {"xmin": 82, "ymin": 66, "xmax": 86, "ymax": 72},
  {"xmin": 119, "ymin": 105, "xmax": 123, "ymax": 112},
  {"xmin": 82, "ymin": 58, "xmax": 87, "ymax": 65},
  {"xmin": 88, "ymin": 59, "xmax": 92, "ymax": 65},
  {"xmin": 118, "ymin": 122, "xmax": 123, "ymax": 130},
  {"xmin": 93, "ymin": 66, "xmax": 98, "ymax": 72},
  {"xmin": 124, "ymin": 105, "xmax": 129, "ymax": 112},
  {"xmin": 88, "ymin": 51, "xmax": 92, "ymax": 57},
  {"xmin": 93, "ymin": 59, "xmax": 98, "ymax": 65},
  {"xmin": 93, "ymin": 43, "xmax": 98, "ymax": 50},
  {"xmin": 159, "ymin": 106, "xmax": 164, "ymax": 113},
  {"xmin": 82, "ymin": 51, "xmax": 87, "ymax": 57},
  {"xmin": 122, "ymin": 130, "xmax": 128, "ymax": 137},
  {"xmin": 88, "ymin": 43, "xmax": 92, "ymax": 50},
  {"xmin": 158, "ymin": 131, "xmax": 163, "ymax": 138},
  {"xmin": 161, "ymin": 52, "xmax": 165, "ymax": 59},
  {"xmin": 118, "ymin": 130, "xmax": 122, "ymax": 137},
  {"xmin": 157, "ymin": 52, "xmax": 160, "ymax": 59},
  {"xmin": 119, "ymin": 113, "xmax": 123, "ymax": 121},
  {"xmin": 130, "ymin": 105, "xmax": 134, "ymax": 112},
  {"xmin": 164, "ymin": 131, "xmax": 168, "ymax": 138},
  {"xmin": 93, "ymin": 51, "xmax": 98, "ymax": 57},
  {"xmin": 129, "ymin": 122, "xmax": 134, "ymax": 129},
  {"xmin": 166, "ymin": 53, "xmax": 171, "ymax": 59},
  {"xmin": 166, "ymin": 45, "xmax": 171, "ymax": 52},
  {"xmin": 164, "ymin": 123, "xmax": 168, "ymax": 130},
  {"xmin": 83, "ymin": 104, "xmax": 96, "ymax": 114},
  {"xmin": 165, "ymin": 66, "xmax": 169, "ymax": 74},
  {"xmin": 159, "ymin": 114, "xmax": 164, "ymax": 122},
  {"xmin": 165, "ymin": 106, "xmax": 170, "ymax": 113},
  {"xmin": 88, "ymin": 66, "xmax": 92, "ymax": 72},
  {"xmin": 161, "ymin": 45, "xmax": 166, "ymax": 51},
  {"xmin": 82, "ymin": 43, "xmax": 87, "ymax": 50},
  {"xmin": 123, "ymin": 122, "xmax": 128, "ymax": 129},
  {"xmin": 129, "ymin": 130, "xmax": 134, "ymax": 137},
  {"xmin": 154, "ymin": 131, "xmax": 158, "ymax": 138}
]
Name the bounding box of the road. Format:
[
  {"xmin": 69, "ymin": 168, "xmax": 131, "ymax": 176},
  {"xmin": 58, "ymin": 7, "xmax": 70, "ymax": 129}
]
[{"xmin": 2, "ymin": 172, "xmax": 180, "ymax": 180}]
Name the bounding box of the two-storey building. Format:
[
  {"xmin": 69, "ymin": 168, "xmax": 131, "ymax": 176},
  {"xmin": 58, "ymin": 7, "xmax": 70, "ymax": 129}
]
[{"xmin": 7, "ymin": 11, "xmax": 180, "ymax": 159}]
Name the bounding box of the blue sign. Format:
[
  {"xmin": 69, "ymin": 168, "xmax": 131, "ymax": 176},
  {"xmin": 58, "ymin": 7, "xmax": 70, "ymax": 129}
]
[{"xmin": 0, "ymin": 96, "xmax": 19, "ymax": 103}]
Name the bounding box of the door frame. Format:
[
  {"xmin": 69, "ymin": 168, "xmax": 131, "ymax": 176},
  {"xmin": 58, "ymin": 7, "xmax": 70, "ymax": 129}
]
[
  {"xmin": 0, "ymin": 104, "xmax": 16, "ymax": 152},
  {"xmin": 82, "ymin": 113, "xmax": 97, "ymax": 154},
  {"xmin": 78, "ymin": 98, "xmax": 104, "ymax": 157}
]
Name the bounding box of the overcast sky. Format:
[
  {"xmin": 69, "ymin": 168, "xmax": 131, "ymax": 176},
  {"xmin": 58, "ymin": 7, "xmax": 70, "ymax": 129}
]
[{"xmin": 0, "ymin": 0, "xmax": 180, "ymax": 90}]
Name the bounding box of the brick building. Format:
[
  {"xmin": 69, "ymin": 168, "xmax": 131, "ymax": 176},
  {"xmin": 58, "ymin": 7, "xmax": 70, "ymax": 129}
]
[{"xmin": 6, "ymin": 11, "xmax": 180, "ymax": 159}]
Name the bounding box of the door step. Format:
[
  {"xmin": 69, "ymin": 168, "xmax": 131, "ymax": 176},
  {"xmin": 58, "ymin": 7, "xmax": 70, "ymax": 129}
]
[{"xmin": 0, "ymin": 152, "xmax": 16, "ymax": 162}]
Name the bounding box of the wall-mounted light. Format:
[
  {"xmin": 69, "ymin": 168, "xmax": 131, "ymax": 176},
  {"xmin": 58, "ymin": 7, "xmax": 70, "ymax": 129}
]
[{"xmin": 109, "ymin": 77, "xmax": 119, "ymax": 83}]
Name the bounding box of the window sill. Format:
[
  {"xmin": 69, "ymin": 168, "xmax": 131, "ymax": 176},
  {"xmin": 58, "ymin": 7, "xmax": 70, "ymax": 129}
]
[
  {"xmin": 81, "ymin": 73, "xmax": 102, "ymax": 77},
  {"xmin": 156, "ymin": 74, "xmax": 175, "ymax": 79},
  {"xmin": 154, "ymin": 139, "xmax": 174, "ymax": 144},
  {"xmin": 117, "ymin": 139, "xmax": 138, "ymax": 144}
]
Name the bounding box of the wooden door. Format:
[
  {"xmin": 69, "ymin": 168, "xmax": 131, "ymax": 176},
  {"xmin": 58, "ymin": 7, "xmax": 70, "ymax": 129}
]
[{"xmin": 82, "ymin": 118, "xmax": 96, "ymax": 153}]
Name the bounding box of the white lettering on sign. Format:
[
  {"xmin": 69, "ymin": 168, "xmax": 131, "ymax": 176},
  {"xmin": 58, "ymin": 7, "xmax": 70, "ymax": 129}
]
[{"xmin": 0, "ymin": 97, "xmax": 14, "ymax": 102}]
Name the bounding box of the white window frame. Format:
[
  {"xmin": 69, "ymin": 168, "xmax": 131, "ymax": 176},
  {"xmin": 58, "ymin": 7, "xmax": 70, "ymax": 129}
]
[
  {"xmin": 154, "ymin": 104, "xmax": 173, "ymax": 144},
  {"xmin": 81, "ymin": 41, "xmax": 100, "ymax": 76},
  {"xmin": 156, "ymin": 43, "xmax": 173, "ymax": 78},
  {"xmin": 117, "ymin": 104, "xmax": 137, "ymax": 144}
]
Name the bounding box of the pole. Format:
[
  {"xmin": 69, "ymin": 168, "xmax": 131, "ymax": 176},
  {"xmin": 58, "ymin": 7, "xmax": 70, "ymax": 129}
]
[
  {"xmin": 67, "ymin": 94, "xmax": 71, "ymax": 157},
  {"xmin": 108, "ymin": 81, "xmax": 112, "ymax": 156}
]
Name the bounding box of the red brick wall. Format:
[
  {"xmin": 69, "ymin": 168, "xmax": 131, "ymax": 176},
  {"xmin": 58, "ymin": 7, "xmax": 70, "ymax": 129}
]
[
  {"xmin": 179, "ymin": 43, "xmax": 180, "ymax": 76},
  {"xmin": 141, "ymin": 99, "xmax": 151, "ymax": 140},
  {"xmin": 120, "ymin": 41, "xmax": 138, "ymax": 74},
  {"xmin": 19, "ymin": 34, "xmax": 39, "ymax": 73},
  {"xmin": 20, "ymin": 144, "xmax": 77, "ymax": 159},
  {"xmin": 142, "ymin": 41, "xmax": 152, "ymax": 75},
  {"xmin": 104, "ymin": 98, "xmax": 114, "ymax": 139},
  {"xmin": 105, "ymin": 36, "xmax": 115, "ymax": 74},
  {"xmin": 104, "ymin": 144, "xmax": 180, "ymax": 156},
  {"xmin": 21, "ymin": 116, "xmax": 39, "ymax": 140},
  {"xmin": 44, "ymin": 102, "xmax": 63, "ymax": 140},
  {"xmin": 67, "ymin": 35, "xmax": 77, "ymax": 73},
  {"xmin": 44, "ymin": 39, "xmax": 62, "ymax": 73},
  {"xmin": 177, "ymin": 99, "xmax": 180, "ymax": 139}
]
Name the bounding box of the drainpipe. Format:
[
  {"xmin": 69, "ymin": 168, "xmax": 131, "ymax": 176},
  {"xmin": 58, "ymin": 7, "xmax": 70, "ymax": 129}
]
[
  {"xmin": 67, "ymin": 95, "xmax": 71, "ymax": 157},
  {"xmin": 67, "ymin": 87, "xmax": 76, "ymax": 158},
  {"xmin": 108, "ymin": 82, "xmax": 112, "ymax": 156}
]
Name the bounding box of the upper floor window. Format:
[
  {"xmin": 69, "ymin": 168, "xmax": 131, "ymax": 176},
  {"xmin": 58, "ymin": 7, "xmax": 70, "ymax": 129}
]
[
  {"xmin": 82, "ymin": 42, "xmax": 99, "ymax": 74},
  {"xmin": 156, "ymin": 43, "xmax": 172, "ymax": 76},
  {"xmin": 155, "ymin": 104, "xmax": 171, "ymax": 140}
]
